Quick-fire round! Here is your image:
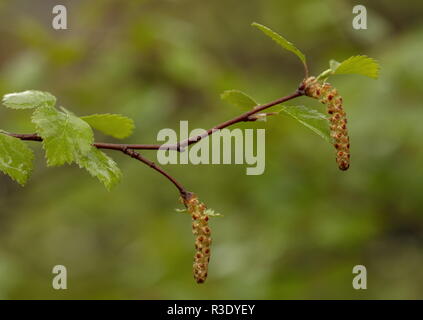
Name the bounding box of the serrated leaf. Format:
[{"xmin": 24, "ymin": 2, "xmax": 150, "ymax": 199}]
[
  {"xmin": 280, "ymin": 105, "xmax": 331, "ymax": 142},
  {"xmin": 252, "ymin": 22, "xmax": 306, "ymax": 65},
  {"xmin": 0, "ymin": 132, "xmax": 34, "ymax": 185},
  {"xmin": 76, "ymin": 147, "xmax": 121, "ymax": 190},
  {"xmin": 330, "ymin": 55, "xmax": 379, "ymax": 79},
  {"xmin": 32, "ymin": 105, "xmax": 94, "ymax": 166},
  {"xmin": 81, "ymin": 114, "xmax": 135, "ymax": 139},
  {"xmin": 2, "ymin": 90, "xmax": 56, "ymax": 109},
  {"xmin": 220, "ymin": 90, "xmax": 258, "ymax": 109}
]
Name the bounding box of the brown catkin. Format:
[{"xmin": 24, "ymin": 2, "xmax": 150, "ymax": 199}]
[
  {"xmin": 183, "ymin": 194, "xmax": 211, "ymax": 284},
  {"xmin": 303, "ymin": 77, "xmax": 350, "ymax": 171}
]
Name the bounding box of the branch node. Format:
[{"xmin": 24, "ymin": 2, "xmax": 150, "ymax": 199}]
[{"xmin": 297, "ymin": 81, "xmax": 307, "ymax": 96}]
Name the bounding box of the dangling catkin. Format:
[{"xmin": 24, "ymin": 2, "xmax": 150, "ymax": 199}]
[
  {"xmin": 183, "ymin": 194, "xmax": 212, "ymax": 284},
  {"xmin": 303, "ymin": 77, "xmax": 350, "ymax": 170}
]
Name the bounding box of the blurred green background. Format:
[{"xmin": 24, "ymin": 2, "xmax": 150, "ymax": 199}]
[{"xmin": 0, "ymin": 0, "xmax": 422, "ymax": 299}]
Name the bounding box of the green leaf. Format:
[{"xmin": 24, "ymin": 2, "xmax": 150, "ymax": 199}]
[
  {"xmin": 0, "ymin": 132, "xmax": 34, "ymax": 185},
  {"xmin": 2, "ymin": 90, "xmax": 56, "ymax": 109},
  {"xmin": 252, "ymin": 22, "xmax": 306, "ymax": 65},
  {"xmin": 76, "ymin": 147, "xmax": 121, "ymax": 190},
  {"xmin": 220, "ymin": 90, "xmax": 258, "ymax": 109},
  {"xmin": 81, "ymin": 114, "xmax": 135, "ymax": 139},
  {"xmin": 31, "ymin": 106, "xmax": 121, "ymax": 189},
  {"xmin": 280, "ymin": 105, "xmax": 331, "ymax": 142},
  {"xmin": 32, "ymin": 105, "xmax": 94, "ymax": 166},
  {"xmin": 330, "ymin": 55, "xmax": 380, "ymax": 79}
]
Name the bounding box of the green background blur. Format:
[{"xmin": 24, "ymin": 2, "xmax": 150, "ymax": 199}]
[{"xmin": 0, "ymin": 0, "xmax": 422, "ymax": 299}]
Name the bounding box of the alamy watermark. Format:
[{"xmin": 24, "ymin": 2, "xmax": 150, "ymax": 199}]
[
  {"xmin": 52, "ymin": 5, "xmax": 67, "ymax": 30},
  {"xmin": 352, "ymin": 265, "xmax": 367, "ymax": 290},
  {"xmin": 157, "ymin": 121, "xmax": 266, "ymax": 175},
  {"xmin": 52, "ymin": 265, "xmax": 67, "ymax": 290},
  {"xmin": 352, "ymin": 5, "xmax": 367, "ymax": 30}
]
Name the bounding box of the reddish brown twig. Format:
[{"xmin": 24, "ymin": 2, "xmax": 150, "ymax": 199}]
[{"xmin": 5, "ymin": 88, "xmax": 303, "ymax": 196}]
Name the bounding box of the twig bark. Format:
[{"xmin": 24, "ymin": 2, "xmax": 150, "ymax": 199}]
[
  {"xmin": 121, "ymin": 147, "xmax": 189, "ymax": 198},
  {"xmin": 5, "ymin": 88, "xmax": 303, "ymax": 197}
]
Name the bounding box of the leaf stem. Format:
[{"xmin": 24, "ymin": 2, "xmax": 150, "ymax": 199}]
[
  {"xmin": 303, "ymin": 62, "xmax": 309, "ymax": 78},
  {"xmin": 316, "ymin": 68, "xmax": 333, "ymax": 81}
]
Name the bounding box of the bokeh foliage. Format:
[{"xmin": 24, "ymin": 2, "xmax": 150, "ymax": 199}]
[{"xmin": 0, "ymin": 0, "xmax": 422, "ymax": 299}]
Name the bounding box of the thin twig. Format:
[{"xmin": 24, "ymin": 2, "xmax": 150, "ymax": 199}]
[
  {"xmin": 7, "ymin": 90, "xmax": 302, "ymax": 152},
  {"xmin": 7, "ymin": 133, "xmax": 188, "ymax": 197},
  {"xmin": 178, "ymin": 90, "xmax": 302, "ymax": 150},
  {"xmin": 5, "ymin": 88, "xmax": 303, "ymax": 196},
  {"xmin": 121, "ymin": 147, "xmax": 189, "ymax": 198}
]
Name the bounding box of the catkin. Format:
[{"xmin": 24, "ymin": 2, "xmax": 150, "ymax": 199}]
[
  {"xmin": 303, "ymin": 77, "xmax": 350, "ymax": 171},
  {"xmin": 183, "ymin": 194, "xmax": 212, "ymax": 284}
]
